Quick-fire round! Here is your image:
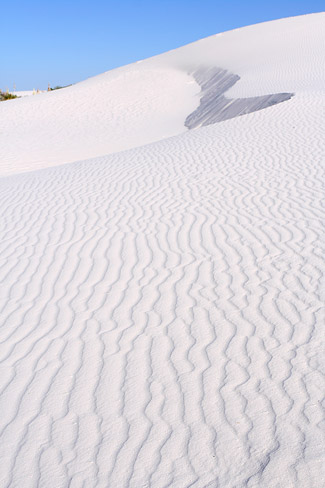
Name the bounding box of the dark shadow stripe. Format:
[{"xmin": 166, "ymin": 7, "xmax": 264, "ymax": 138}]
[{"xmin": 185, "ymin": 67, "xmax": 293, "ymax": 129}]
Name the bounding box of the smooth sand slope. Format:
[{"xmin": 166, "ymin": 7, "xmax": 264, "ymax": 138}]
[{"xmin": 0, "ymin": 13, "xmax": 324, "ymax": 488}]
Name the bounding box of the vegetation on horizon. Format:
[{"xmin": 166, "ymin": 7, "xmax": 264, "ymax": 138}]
[
  {"xmin": 0, "ymin": 90, "xmax": 18, "ymax": 101},
  {"xmin": 49, "ymin": 84, "xmax": 72, "ymax": 91}
]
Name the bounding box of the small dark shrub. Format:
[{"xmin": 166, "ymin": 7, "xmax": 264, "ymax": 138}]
[
  {"xmin": 50, "ymin": 84, "xmax": 72, "ymax": 91},
  {"xmin": 0, "ymin": 91, "xmax": 18, "ymax": 101}
]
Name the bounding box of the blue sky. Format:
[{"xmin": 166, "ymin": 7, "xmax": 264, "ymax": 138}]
[{"xmin": 1, "ymin": 0, "xmax": 324, "ymax": 90}]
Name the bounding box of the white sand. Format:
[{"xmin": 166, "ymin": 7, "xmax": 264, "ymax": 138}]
[
  {"xmin": 9, "ymin": 90, "xmax": 46, "ymax": 98},
  {"xmin": 0, "ymin": 13, "xmax": 324, "ymax": 488}
]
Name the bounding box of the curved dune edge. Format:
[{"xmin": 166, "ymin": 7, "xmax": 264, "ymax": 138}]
[{"xmin": 185, "ymin": 67, "xmax": 293, "ymax": 128}]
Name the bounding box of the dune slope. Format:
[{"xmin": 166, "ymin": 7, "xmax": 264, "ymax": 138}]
[
  {"xmin": 0, "ymin": 12, "xmax": 324, "ymax": 488},
  {"xmin": 1, "ymin": 12, "xmax": 324, "ymax": 175}
]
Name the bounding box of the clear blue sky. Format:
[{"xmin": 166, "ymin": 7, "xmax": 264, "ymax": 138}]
[{"xmin": 1, "ymin": 0, "xmax": 324, "ymax": 90}]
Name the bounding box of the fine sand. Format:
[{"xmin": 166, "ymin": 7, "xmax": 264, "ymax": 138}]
[{"xmin": 0, "ymin": 13, "xmax": 324, "ymax": 488}]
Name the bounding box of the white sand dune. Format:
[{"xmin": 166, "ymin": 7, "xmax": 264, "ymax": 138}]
[
  {"xmin": 0, "ymin": 13, "xmax": 325, "ymax": 488},
  {"xmin": 1, "ymin": 13, "xmax": 324, "ymax": 176}
]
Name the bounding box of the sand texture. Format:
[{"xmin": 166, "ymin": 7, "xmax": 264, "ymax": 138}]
[{"xmin": 0, "ymin": 13, "xmax": 324, "ymax": 488}]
